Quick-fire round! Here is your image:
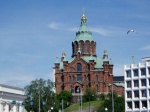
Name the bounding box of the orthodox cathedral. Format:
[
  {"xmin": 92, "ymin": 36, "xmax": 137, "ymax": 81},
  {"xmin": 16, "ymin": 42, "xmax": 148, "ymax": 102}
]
[{"xmin": 54, "ymin": 12, "xmax": 124, "ymax": 96}]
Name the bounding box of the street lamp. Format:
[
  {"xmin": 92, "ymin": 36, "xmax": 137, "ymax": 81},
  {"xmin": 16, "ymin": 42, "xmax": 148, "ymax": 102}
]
[
  {"xmin": 105, "ymin": 108, "xmax": 108, "ymax": 112},
  {"xmin": 76, "ymin": 87, "xmax": 80, "ymax": 112},
  {"xmin": 51, "ymin": 107, "xmax": 53, "ymax": 112},
  {"xmin": 39, "ymin": 79, "xmax": 42, "ymax": 112},
  {"xmin": 89, "ymin": 94, "xmax": 94, "ymax": 112},
  {"xmin": 108, "ymin": 83, "xmax": 114, "ymax": 112}
]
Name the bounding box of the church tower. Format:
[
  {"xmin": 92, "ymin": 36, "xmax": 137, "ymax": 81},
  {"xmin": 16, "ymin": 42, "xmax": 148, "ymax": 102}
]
[{"xmin": 54, "ymin": 12, "xmax": 114, "ymax": 98}]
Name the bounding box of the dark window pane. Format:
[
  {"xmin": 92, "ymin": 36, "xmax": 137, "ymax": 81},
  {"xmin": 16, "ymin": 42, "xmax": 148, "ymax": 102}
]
[
  {"xmin": 126, "ymin": 70, "xmax": 131, "ymax": 77},
  {"xmin": 77, "ymin": 74, "xmax": 82, "ymax": 81},
  {"xmin": 77, "ymin": 63, "xmax": 82, "ymax": 71}
]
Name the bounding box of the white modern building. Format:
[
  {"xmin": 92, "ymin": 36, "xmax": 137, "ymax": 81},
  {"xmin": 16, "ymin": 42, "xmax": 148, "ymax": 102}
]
[
  {"xmin": 124, "ymin": 57, "xmax": 150, "ymax": 112},
  {"xmin": 0, "ymin": 84, "xmax": 26, "ymax": 112}
]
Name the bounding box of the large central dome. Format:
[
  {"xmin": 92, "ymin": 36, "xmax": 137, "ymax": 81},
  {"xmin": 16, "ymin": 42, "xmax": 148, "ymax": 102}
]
[{"xmin": 74, "ymin": 12, "xmax": 95, "ymax": 42}]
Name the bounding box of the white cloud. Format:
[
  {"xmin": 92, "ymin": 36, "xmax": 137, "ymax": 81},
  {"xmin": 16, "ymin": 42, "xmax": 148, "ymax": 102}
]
[
  {"xmin": 90, "ymin": 27, "xmax": 110, "ymax": 36},
  {"xmin": 48, "ymin": 21, "xmax": 126, "ymax": 37},
  {"xmin": 48, "ymin": 22, "xmax": 62, "ymax": 30},
  {"xmin": 140, "ymin": 45, "xmax": 150, "ymax": 50}
]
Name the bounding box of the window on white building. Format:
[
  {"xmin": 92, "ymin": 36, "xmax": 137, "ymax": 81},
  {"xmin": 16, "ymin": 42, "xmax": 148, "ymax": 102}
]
[
  {"xmin": 126, "ymin": 70, "xmax": 131, "ymax": 78},
  {"xmin": 127, "ymin": 91, "xmax": 132, "ymax": 98},
  {"xmin": 134, "ymin": 80, "xmax": 139, "ymax": 87},
  {"xmin": 148, "ymin": 67, "xmax": 150, "ymax": 75},
  {"xmin": 134, "ymin": 90, "xmax": 139, "ymax": 98},
  {"xmin": 134, "ymin": 101, "xmax": 139, "ymax": 108},
  {"xmin": 133, "ymin": 69, "xmax": 138, "ymax": 77},
  {"xmin": 141, "ymin": 90, "xmax": 147, "ymax": 97},
  {"xmin": 141, "ymin": 68, "xmax": 146, "ymax": 76},
  {"xmin": 141, "ymin": 79, "xmax": 146, "ymax": 86},
  {"xmin": 142, "ymin": 101, "xmax": 147, "ymax": 108},
  {"xmin": 127, "ymin": 81, "xmax": 132, "ymax": 88},
  {"xmin": 127, "ymin": 102, "xmax": 132, "ymax": 109}
]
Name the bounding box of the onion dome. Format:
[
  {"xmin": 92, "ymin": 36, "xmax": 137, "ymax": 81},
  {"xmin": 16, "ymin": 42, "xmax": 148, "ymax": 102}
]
[{"xmin": 74, "ymin": 11, "xmax": 95, "ymax": 42}]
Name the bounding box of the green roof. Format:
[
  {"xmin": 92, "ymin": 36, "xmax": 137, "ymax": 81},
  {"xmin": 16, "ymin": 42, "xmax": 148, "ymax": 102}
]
[
  {"xmin": 81, "ymin": 56, "xmax": 103, "ymax": 68},
  {"xmin": 114, "ymin": 83, "xmax": 124, "ymax": 87},
  {"xmin": 74, "ymin": 13, "xmax": 95, "ymax": 42}
]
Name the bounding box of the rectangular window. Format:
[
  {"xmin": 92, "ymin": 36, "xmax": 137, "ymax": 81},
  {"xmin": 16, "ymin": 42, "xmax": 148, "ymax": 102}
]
[
  {"xmin": 141, "ymin": 68, "xmax": 146, "ymax": 76},
  {"xmin": 127, "ymin": 91, "xmax": 132, "ymax": 98},
  {"xmin": 126, "ymin": 70, "xmax": 131, "ymax": 78},
  {"xmin": 142, "ymin": 101, "xmax": 147, "ymax": 108},
  {"xmin": 141, "ymin": 79, "xmax": 146, "ymax": 86},
  {"xmin": 134, "ymin": 80, "xmax": 139, "ymax": 87},
  {"xmin": 77, "ymin": 74, "xmax": 82, "ymax": 81},
  {"xmin": 127, "ymin": 102, "xmax": 132, "ymax": 109},
  {"xmin": 141, "ymin": 90, "xmax": 147, "ymax": 97},
  {"xmin": 127, "ymin": 81, "xmax": 132, "ymax": 88},
  {"xmin": 134, "ymin": 90, "xmax": 139, "ymax": 98},
  {"xmin": 134, "ymin": 101, "xmax": 139, "ymax": 108},
  {"xmin": 148, "ymin": 68, "xmax": 150, "ymax": 75},
  {"xmin": 133, "ymin": 69, "xmax": 138, "ymax": 77}
]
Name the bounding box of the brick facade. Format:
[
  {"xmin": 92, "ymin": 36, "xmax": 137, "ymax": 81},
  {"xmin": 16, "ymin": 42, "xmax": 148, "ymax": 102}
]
[{"xmin": 54, "ymin": 13, "xmax": 124, "ymax": 96}]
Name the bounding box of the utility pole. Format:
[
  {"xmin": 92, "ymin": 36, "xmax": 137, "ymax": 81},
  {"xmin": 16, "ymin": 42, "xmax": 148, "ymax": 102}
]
[{"xmin": 62, "ymin": 99, "xmax": 63, "ymax": 112}]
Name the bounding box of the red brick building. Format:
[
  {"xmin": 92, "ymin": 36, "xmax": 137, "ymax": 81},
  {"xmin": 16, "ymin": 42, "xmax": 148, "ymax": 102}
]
[{"xmin": 54, "ymin": 13, "xmax": 117, "ymax": 95}]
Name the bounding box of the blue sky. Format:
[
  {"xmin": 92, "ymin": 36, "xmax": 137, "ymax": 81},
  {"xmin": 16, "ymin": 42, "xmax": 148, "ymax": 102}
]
[{"xmin": 0, "ymin": 0, "xmax": 150, "ymax": 88}]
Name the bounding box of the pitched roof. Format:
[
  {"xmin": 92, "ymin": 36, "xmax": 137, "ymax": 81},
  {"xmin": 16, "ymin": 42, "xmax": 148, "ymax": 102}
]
[{"xmin": 113, "ymin": 76, "xmax": 124, "ymax": 82}]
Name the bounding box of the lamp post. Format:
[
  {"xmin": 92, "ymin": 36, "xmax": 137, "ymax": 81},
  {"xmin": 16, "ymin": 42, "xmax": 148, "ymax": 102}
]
[
  {"xmin": 76, "ymin": 87, "xmax": 80, "ymax": 112},
  {"xmin": 60, "ymin": 99, "xmax": 64, "ymax": 112},
  {"xmin": 51, "ymin": 107, "xmax": 53, "ymax": 112},
  {"xmin": 39, "ymin": 79, "xmax": 42, "ymax": 112},
  {"xmin": 80, "ymin": 88, "xmax": 82, "ymax": 112},
  {"xmin": 109, "ymin": 83, "xmax": 114, "ymax": 112},
  {"xmin": 105, "ymin": 108, "xmax": 108, "ymax": 112},
  {"xmin": 89, "ymin": 94, "xmax": 94, "ymax": 112}
]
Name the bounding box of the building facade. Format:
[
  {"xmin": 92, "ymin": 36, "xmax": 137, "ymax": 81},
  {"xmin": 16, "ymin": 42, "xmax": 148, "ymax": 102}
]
[
  {"xmin": 113, "ymin": 76, "xmax": 124, "ymax": 96},
  {"xmin": 124, "ymin": 57, "xmax": 150, "ymax": 112},
  {"xmin": 0, "ymin": 84, "xmax": 26, "ymax": 112},
  {"xmin": 54, "ymin": 12, "xmax": 114, "ymax": 95}
]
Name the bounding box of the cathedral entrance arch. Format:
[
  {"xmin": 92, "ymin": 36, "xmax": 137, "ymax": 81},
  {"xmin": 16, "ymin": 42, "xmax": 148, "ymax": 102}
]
[{"xmin": 75, "ymin": 86, "xmax": 80, "ymax": 93}]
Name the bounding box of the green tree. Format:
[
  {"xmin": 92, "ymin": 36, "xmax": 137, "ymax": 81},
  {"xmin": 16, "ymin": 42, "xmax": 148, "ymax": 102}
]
[
  {"xmin": 58, "ymin": 90, "xmax": 72, "ymax": 108},
  {"xmin": 98, "ymin": 93, "xmax": 125, "ymax": 112},
  {"xmin": 99, "ymin": 93, "xmax": 106, "ymax": 100},
  {"xmin": 24, "ymin": 79, "xmax": 59, "ymax": 112},
  {"xmin": 83, "ymin": 88, "xmax": 97, "ymax": 102}
]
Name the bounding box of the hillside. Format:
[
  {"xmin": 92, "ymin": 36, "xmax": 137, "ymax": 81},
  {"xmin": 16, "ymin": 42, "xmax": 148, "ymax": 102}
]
[{"xmin": 64, "ymin": 100, "xmax": 103, "ymax": 112}]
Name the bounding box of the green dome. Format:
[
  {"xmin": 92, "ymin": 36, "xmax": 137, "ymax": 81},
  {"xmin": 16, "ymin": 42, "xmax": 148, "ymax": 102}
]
[{"xmin": 74, "ymin": 13, "xmax": 95, "ymax": 42}]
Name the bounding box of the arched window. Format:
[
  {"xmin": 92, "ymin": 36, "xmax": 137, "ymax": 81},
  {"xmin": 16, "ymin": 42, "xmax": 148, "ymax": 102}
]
[
  {"xmin": 96, "ymin": 75, "xmax": 98, "ymax": 82},
  {"xmin": 76, "ymin": 44, "xmax": 78, "ymax": 53},
  {"xmin": 96, "ymin": 85, "xmax": 98, "ymax": 92},
  {"xmin": 84, "ymin": 75, "xmax": 86, "ymax": 81},
  {"xmin": 85, "ymin": 43, "xmax": 89, "ymax": 53},
  {"xmin": 77, "ymin": 63, "xmax": 82, "ymax": 71},
  {"xmin": 88, "ymin": 74, "xmax": 90, "ymax": 81}
]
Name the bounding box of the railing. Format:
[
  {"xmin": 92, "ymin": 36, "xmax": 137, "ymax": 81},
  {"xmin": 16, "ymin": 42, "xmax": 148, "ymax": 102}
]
[
  {"xmin": 125, "ymin": 65, "xmax": 131, "ymax": 69},
  {"xmin": 140, "ymin": 62, "xmax": 146, "ymax": 67},
  {"xmin": 132, "ymin": 64, "xmax": 138, "ymax": 67}
]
